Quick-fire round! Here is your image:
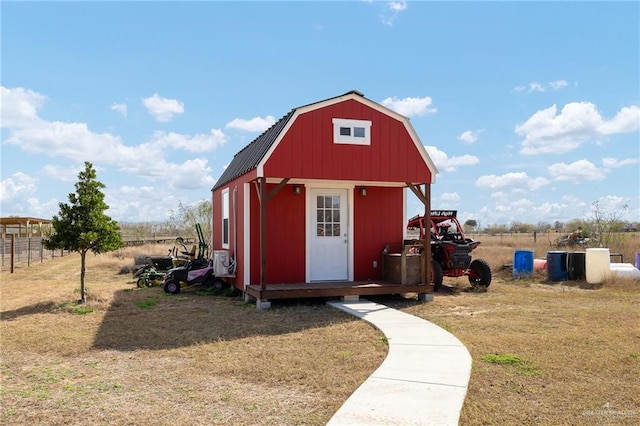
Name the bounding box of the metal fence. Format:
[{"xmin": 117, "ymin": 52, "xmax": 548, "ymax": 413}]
[{"xmin": 1, "ymin": 236, "xmax": 69, "ymax": 272}]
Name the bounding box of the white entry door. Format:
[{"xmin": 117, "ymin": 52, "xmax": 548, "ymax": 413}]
[{"xmin": 309, "ymin": 189, "xmax": 349, "ymax": 281}]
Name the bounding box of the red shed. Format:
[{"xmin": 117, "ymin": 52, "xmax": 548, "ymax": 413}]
[{"xmin": 211, "ymin": 90, "xmax": 438, "ymax": 308}]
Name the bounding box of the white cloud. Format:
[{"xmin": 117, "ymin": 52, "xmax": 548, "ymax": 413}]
[
  {"xmin": 380, "ymin": 1, "xmax": 407, "ymax": 26},
  {"xmin": 2, "ymin": 86, "xmax": 218, "ymax": 195},
  {"xmin": 225, "ymin": 115, "xmax": 276, "ymax": 132},
  {"xmin": 437, "ymin": 192, "xmax": 460, "ymax": 209},
  {"xmin": 475, "ymin": 172, "xmax": 550, "ymax": 192},
  {"xmin": 528, "ymin": 82, "xmax": 545, "ymax": 93},
  {"xmin": 513, "ymin": 80, "xmax": 569, "ymax": 93},
  {"xmin": 477, "ymin": 200, "xmax": 577, "ymax": 225},
  {"xmin": 24, "ymin": 197, "xmax": 60, "ymax": 218},
  {"xmin": 425, "ymin": 145, "xmax": 479, "ymax": 172},
  {"xmin": 381, "ymin": 96, "xmax": 437, "ymax": 117},
  {"xmin": 165, "ymin": 158, "xmax": 216, "ymax": 190},
  {"xmin": 42, "ymin": 164, "xmax": 84, "ymax": 182},
  {"xmin": 591, "ymin": 195, "xmax": 630, "ymax": 213},
  {"xmin": 147, "ymin": 129, "xmax": 227, "ymax": 153},
  {"xmin": 597, "ymin": 105, "xmax": 640, "ymax": 134},
  {"xmin": 0, "ymin": 172, "xmax": 38, "ymax": 202},
  {"xmin": 388, "ymin": 1, "xmax": 407, "ymax": 11},
  {"xmin": 5, "ymin": 120, "xmax": 136, "ymax": 164},
  {"xmin": 142, "ymin": 93, "xmax": 184, "ymax": 122},
  {"xmin": 515, "ymin": 102, "xmax": 640, "ymax": 155},
  {"xmin": 547, "ymin": 159, "xmax": 606, "ymax": 182},
  {"xmin": 2, "ymin": 195, "xmax": 60, "ymax": 219},
  {"xmin": 458, "ymin": 130, "xmax": 483, "ymax": 144},
  {"xmin": 106, "ymin": 185, "xmax": 179, "ymax": 222},
  {"xmin": 117, "ymin": 157, "xmax": 215, "ymax": 190},
  {"xmin": 548, "ymin": 80, "xmax": 568, "ymax": 90},
  {"xmin": 111, "ymin": 102, "xmax": 128, "ymax": 117},
  {"xmin": 602, "ymin": 157, "xmax": 640, "ymax": 168},
  {"xmin": 490, "ymin": 191, "xmax": 507, "ymax": 200},
  {"xmin": 0, "ymin": 86, "xmax": 47, "ymax": 128}
]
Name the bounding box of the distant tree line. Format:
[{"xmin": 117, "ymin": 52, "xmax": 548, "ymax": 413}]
[{"xmin": 464, "ymin": 201, "xmax": 636, "ymax": 248}]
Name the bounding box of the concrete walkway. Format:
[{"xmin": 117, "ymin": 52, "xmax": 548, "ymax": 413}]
[{"xmin": 326, "ymin": 299, "xmax": 472, "ymax": 426}]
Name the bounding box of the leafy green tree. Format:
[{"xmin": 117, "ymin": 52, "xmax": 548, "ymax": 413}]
[{"xmin": 44, "ymin": 162, "xmax": 123, "ymax": 304}]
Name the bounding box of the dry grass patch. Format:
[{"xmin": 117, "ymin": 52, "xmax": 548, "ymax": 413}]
[
  {"xmin": 378, "ymin": 275, "xmax": 640, "ymax": 425},
  {"xmin": 1, "ymin": 249, "xmax": 386, "ymax": 425},
  {"xmin": 2, "ymin": 239, "xmax": 640, "ymax": 425}
]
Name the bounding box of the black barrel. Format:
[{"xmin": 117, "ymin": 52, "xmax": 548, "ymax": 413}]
[{"xmin": 567, "ymin": 252, "xmax": 586, "ymax": 280}]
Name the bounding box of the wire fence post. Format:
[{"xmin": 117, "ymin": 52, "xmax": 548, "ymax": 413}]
[{"xmin": 10, "ymin": 234, "xmax": 15, "ymax": 274}]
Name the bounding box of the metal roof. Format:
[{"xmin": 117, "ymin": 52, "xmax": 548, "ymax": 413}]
[{"xmin": 0, "ymin": 217, "xmax": 53, "ymax": 226}]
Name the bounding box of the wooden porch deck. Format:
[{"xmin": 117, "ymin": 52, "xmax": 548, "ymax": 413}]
[{"xmin": 244, "ymin": 280, "xmax": 434, "ymax": 301}]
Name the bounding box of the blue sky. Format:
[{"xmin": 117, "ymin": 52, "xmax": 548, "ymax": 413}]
[{"xmin": 1, "ymin": 1, "xmax": 639, "ymax": 228}]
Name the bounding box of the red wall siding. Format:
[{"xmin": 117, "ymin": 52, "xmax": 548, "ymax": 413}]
[
  {"xmin": 264, "ymin": 184, "xmax": 306, "ymax": 283},
  {"xmin": 233, "ymin": 185, "xmax": 245, "ymax": 287},
  {"xmin": 353, "ymin": 186, "xmax": 404, "ymax": 280},
  {"xmin": 215, "ymin": 183, "xmax": 404, "ymax": 285},
  {"xmin": 249, "ymin": 185, "xmax": 261, "ymax": 285},
  {"xmin": 244, "ymin": 183, "xmax": 306, "ymax": 285},
  {"xmin": 264, "ymin": 99, "xmax": 432, "ymax": 183}
]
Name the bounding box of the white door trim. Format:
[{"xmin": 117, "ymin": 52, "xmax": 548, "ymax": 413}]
[{"xmin": 305, "ymin": 184, "xmax": 354, "ymax": 282}]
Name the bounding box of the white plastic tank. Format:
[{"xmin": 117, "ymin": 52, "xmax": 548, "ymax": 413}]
[
  {"xmin": 586, "ymin": 248, "xmax": 610, "ymax": 284},
  {"xmin": 610, "ymin": 263, "xmax": 640, "ymax": 280}
]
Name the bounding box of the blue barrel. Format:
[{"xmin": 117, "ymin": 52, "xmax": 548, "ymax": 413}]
[
  {"xmin": 567, "ymin": 252, "xmax": 586, "ymax": 280},
  {"xmin": 513, "ymin": 250, "xmax": 534, "ymax": 278},
  {"xmin": 636, "ymin": 252, "xmax": 640, "ymax": 270},
  {"xmin": 547, "ymin": 251, "xmax": 568, "ymax": 281}
]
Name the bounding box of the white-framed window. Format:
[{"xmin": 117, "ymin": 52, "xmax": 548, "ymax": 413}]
[
  {"xmin": 221, "ymin": 188, "xmax": 229, "ymax": 249},
  {"xmin": 332, "ymin": 118, "xmax": 372, "ymax": 145}
]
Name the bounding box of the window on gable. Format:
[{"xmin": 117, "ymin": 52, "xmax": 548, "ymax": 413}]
[{"xmin": 333, "ymin": 118, "xmax": 371, "ymax": 145}]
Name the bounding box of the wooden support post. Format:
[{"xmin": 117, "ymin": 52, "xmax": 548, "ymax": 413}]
[
  {"xmin": 424, "ymin": 184, "xmax": 431, "ymax": 287},
  {"xmin": 254, "ymin": 177, "xmax": 291, "ymax": 292},
  {"xmin": 258, "ymin": 177, "xmax": 267, "ymax": 291},
  {"xmin": 406, "ymin": 182, "xmax": 431, "ymax": 288}
]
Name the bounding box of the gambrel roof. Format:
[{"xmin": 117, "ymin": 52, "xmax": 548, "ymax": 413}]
[{"xmin": 212, "ymin": 90, "xmax": 437, "ymax": 190}]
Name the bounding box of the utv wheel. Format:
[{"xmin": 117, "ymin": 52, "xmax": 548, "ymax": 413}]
[
  {"xmin": 468, "ymin": 259, "xmax": 492, "ymax": 288},
  {"xmin": 164, "ymin": 279, "xmax": 181, "ymax": 295},
  {"xmin": 136, "ymin": 278, "xmax": 147, "ymax": 288},
  {"xmin": 431, "ymin": 259, "xmax": 444, "ymax": 291},
  {"xmin": 212, "ymin": 278, "xmax": 228, "ymax": 290}
]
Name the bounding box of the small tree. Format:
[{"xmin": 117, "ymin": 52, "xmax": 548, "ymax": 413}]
[
  {"xmin": 589, "ymin": 198, "xmax": 629, "ymax": 247},
  {"xmin": 168, "ymin": 199, "xmax": 212, "ymax": 244},
  {"xmin": 464, "ymin": 219, "xmax": 478, "ymax": 233},
  {"xmin": 44, "ymin": 162, "xmax": 123, "ymax": 304}
]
